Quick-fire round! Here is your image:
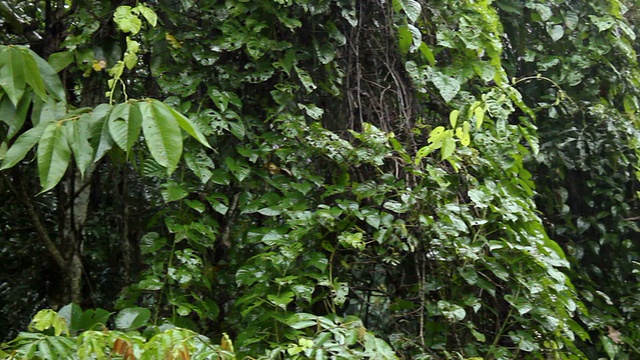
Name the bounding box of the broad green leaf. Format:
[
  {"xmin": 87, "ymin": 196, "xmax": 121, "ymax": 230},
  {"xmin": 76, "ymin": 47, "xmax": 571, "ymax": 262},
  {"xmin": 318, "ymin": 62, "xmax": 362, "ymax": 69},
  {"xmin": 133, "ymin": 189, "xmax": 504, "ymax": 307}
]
[
  {"xmin": 108, "ymin": 102, "xmax": 131, "ymax": 151},
  {"xmin": 441, "ymin": 132, "xmax": 455, "ymax": 160},
  {"xmin": 161, "ymin": 100, "xmax": 211, "ymax": 148},
  {"xmin": 449, "ymin": 109, "xmax": 459, "ymax": 128},
  {"xmin": 185, "ymin": 150, "xmax": 215, "ymax": 184},
  {"xmin": 471, "ymin": 329, "xmax": 486, "ymax": 342},
  {"xmin": 419, "ymin": 42, "xmax": 436, "ymax": 65},
  {"xmin": 504, "ymin": 294, "xmax": 533, "ymax": 315},
  {"xmin": 89, "ymin": 104, "xmax": 113, "ymax": 163},
  {"xmin": 136, "ymin": 4, "xmax": 158, "ymax": 26},
  {"xmin": 589, "ymin": 15, "xmax": 616, "ymax": 32},
  {"xmin": 28, "ymin": 49, "xmax": 66, "ymax": 102},
  {"xmin": 459, "ymin": 121, "xmax": 471, "ymax": 146},
  {"xmin": 58, "ymin": 303, "xmax": 83, "ymax": 332},
  {"xmin": 0, "ymin": 93, "xmax": 30, "ymax": 139},
  {"xmin": 123, "ymin": 38, "xmax": 140, "ymax": 69},
  {"xmin": 23, "ymin": 50, "xmax": 48, "ymax": 102},
  {"xmin": 144, "ymin": 100, "xmax": 183, "ymax": 172},
  {"xmin": 37, "ymin": 122, "xmax": 71, "ymax": 192},
  {"xmin": 474, "ymin": 105, "xmax": 485, "ymax": 128},
  {"xmin": 0, "ymin": 121, "xmax": 50, "ymax": 169},
  {"xmin": 113, "ymin": 6, "xmax": 142, "ymax": 34},
  {"xmin": 48, "ymin": 51, "xmax": 74, "ymax": 72},
  {"xmin": 397, "ymin": 25, "xmax": 412, "ymax": 55},
  {"xmin": 65, "ymin": 114, "xmax": 94, "ymax": 177},
  {"xmin": 114, "ymin": 307, "xmax": 150, "ymax": 330},
  {"xmin": 428, "ymin": 69, "xmax": 460, "ymax": 103},
  {"xmin": 298, "ymin": 103, "xmax": 324, "ymax": 121},
  {"xmin": 127, "ymin": 102, "xmax": 143, "ymax": 153},
  {"xmin": 209, "ymin": 88, "xmax": 229, "ymax": 112},
  {"xmin": 0, "ymin": 46, "xmax": 26, "ymax": 106},
  {"xmin": 295, "ymin": 66, "xmax": 317, "ymax": 93},
  {"xmin": 400, "ymin": 0, "xmax": 422, "ymax": 23},
  {"xmin": 29, "ymin": 309, "xmax": 58, "ymax": 332},
  {"xmin": 407, "ymin": 24, "xmax": 422, "ymax": 53},
  {"xmin": 161, "ymin": 181, "xmax": 188, "ymax": 202},
  {"xmin": 225, "ymin": 157, "xmax": 250, "ymax": 182},
  {"xmin": 229, "ymin": 121, "xmax": 245, "ymax": 140},
  {"xmin": 547, "ymin": 24, "xmax": 564, "ymax": 42},
  {"xmin": 564, "ymin": 11, "xmax": 579, "ymax": 30},
  {"xmin": 267, "ymin": 291, "xmax": 295, "ymax": 309}
]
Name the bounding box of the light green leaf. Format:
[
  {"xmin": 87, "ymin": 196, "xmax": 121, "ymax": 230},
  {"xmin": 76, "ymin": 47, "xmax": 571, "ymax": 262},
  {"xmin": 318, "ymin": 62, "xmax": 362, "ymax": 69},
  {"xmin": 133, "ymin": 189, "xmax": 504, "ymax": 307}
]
[
  {"xmin": 113, "ymin": 6, "xmax": 142, "ymax": 34},
  {"xmin": 135, "ymin": 4, "xmax": 158, "ymax": 27},
  {"xmin": 123, "ymin": 38, "xmax": 139, "ymax": 69},
  {"xmin": 449, "ymin": 109, "xmax": 459, "ymax": 128},
  {"xmin": 471, "ymin": 328, "xmax": 486, "ymax": 342},
  {"xmin": 400, "ymin": 0, "xmax": 422, "ymax": 23},
  {"xmin": 37, "ymin": 122, "xmax": 71, "ymax": 193},
  {"xmin": 419, "ymin": 42, "xmax": 436, "ymax": 66},
  {"xmin": 474, "ymin": 105, "xmax": 485, "ymax": 128},
  {"xmin": 441, "ymin": 132, "xmax": 455, "ymax": 160},
  {"xmin": 37, "ymin": 341, "xmax": 52, "ymax": 359},
  {"xmin": 397, "ymin": 25, "xmax": 412, "ymax": 54},
  {"xmin": 0, "ymin": 121, "xmax": 50, "ymax": 170},
  {"xmin": 144, "ymin": 100, "xmax": 183, "ymax": 173}
]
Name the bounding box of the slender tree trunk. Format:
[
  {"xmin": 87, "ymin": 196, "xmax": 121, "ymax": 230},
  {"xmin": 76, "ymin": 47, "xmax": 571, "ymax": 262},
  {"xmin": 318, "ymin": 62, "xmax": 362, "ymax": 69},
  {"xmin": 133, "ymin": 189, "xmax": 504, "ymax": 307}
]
[{"xmin": 61, "ymin": 171, "xmax": 91, "ymax": 304}]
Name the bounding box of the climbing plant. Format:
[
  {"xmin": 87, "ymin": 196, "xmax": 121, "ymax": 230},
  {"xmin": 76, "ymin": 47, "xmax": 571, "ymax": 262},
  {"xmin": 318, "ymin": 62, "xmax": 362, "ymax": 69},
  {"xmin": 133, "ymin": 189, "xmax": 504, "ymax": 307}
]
[{"xmin": 1, "ymin": 0, "xmax": 639, "ymax": 359}]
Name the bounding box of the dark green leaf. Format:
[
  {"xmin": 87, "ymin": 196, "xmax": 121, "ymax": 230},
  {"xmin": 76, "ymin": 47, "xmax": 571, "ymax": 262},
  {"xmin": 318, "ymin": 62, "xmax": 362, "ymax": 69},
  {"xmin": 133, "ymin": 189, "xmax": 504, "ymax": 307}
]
[
  {"xmin": 65, "ymin": 114, "xmax": 94, "ymax": 177},
  {"xmin": 0, "ymin": 93, "xmax": 30, "ymax": 139},
  {"xmin": 0, "ymin": 46, "xmax": 26, "ymax": 106},
  {"xmin": 114, "ymin": 307, "xmax": 150, "ymax": 330},
  {"xmin": 47, "ymin": 51, "xmax": 74, "ymax": 72},
  {"xmin": 143, "ymin": 100, "xmax": 183, "ymax": 173},
  {"xmin": 1, "ymin": 121, "xmax": 50, "ymax": 170}
]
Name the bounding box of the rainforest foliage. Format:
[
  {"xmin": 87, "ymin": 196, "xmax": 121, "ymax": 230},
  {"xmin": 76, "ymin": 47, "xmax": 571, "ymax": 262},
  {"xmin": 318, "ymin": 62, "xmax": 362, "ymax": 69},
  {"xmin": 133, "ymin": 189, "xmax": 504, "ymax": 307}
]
[{"xmin": 0, "ymin": 0, "xmax": 639, "ymax": 359}]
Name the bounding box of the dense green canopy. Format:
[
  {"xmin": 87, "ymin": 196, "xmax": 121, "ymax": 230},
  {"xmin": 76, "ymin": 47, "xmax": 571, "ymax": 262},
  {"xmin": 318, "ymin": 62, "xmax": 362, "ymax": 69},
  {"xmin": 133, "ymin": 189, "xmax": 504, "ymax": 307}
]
[{"xmin": 1, "ymin": 0, "xmax": 639, "ymax": 358}]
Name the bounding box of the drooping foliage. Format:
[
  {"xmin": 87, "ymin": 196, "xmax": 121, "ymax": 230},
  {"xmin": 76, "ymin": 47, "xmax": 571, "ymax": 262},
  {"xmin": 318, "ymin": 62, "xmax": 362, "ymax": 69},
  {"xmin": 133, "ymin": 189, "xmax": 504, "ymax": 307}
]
[{"xmin": 1, "ymin": 0, "xmax": 639, "ymax": 359}]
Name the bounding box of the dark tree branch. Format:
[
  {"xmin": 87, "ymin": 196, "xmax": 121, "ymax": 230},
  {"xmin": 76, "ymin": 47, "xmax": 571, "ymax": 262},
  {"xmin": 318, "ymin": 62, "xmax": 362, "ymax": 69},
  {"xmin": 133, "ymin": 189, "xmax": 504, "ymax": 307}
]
[{"xmin": 8, "ymin": 173, "xmax": 67, "ymax": 271}]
